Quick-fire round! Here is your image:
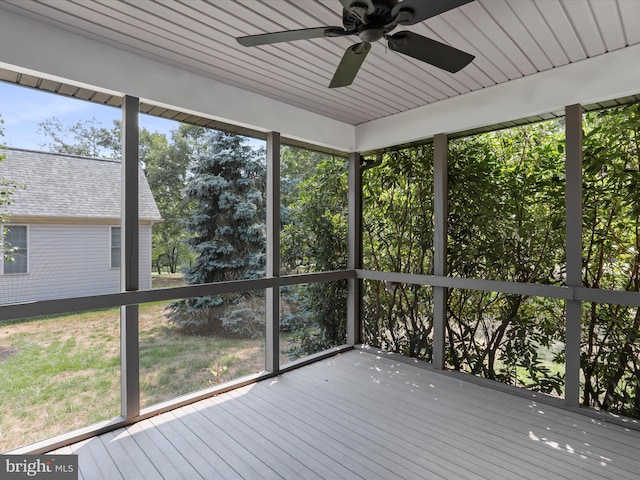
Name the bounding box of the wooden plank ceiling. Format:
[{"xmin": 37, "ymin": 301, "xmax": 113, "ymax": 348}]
[{"xmin": 0, "ymin": 0, "xmax": 638, "ymax": 127}]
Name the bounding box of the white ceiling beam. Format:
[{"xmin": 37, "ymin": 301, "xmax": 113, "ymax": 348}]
[
  {"xmin": 0, "ymin": 10, "xmax": 355, "ymax": 153},
  {"xmin": 355, "ymin": 42, "xmax": 640, "ymax": 152}
]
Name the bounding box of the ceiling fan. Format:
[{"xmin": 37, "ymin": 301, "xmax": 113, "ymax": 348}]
[{"xmin": 236, "ymin": 0, "xmax": 475, "ymax": 88}]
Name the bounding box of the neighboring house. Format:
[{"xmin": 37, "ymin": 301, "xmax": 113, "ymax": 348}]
[{"xmin": 0, "ymin": 148, "xmax": 162, "ymax": 305}]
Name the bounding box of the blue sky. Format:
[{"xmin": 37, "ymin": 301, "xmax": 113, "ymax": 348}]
[{"xmin": 0, "ymin": 81, "xmax": 180, "ymax": 152}]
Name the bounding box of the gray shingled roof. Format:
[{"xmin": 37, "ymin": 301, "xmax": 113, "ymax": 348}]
[{"xmin": 0, "ymin": 148, "xmax": 162, "ymax": 221}]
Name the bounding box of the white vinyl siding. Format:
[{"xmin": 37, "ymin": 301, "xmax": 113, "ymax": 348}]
[
  {"xmin": 2, "ymin": 225, "xmax": 28, "ymax": 274},
  {"xmin": 0, "ymin": 224, "xmax": 153, "ymax": 305}
]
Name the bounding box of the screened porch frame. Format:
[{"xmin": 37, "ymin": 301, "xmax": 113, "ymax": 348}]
[{"xmin": 2, "ymin": 91, "xmax": 640, "ymax": 454}]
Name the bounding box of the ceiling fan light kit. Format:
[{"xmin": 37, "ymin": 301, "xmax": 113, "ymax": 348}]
[{"xmin": 236, "ymin": 0, "xmax": 475, "ymax": 88}]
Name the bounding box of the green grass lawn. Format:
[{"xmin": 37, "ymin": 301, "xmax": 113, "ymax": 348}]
[
  {"xmin": 0, "ymin": 281, "xmax": 296, "ymax": 452},
  {"xmin": 0, "ymin": 309, "xmax": 122, "ymax": 451}
]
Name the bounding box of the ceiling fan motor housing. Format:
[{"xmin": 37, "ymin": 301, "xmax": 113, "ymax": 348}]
[
  {"xmin": 359, "ymin": 28, "xmax": 384, "ymax": 42},
  {"xmin": 343, "ymin": 0, "xmax": 396, "ymax": 33}
]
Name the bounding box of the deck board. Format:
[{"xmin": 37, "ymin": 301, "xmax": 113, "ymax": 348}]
[
  {"xmin": 158, "ymin": 407, "xmax": 261, "ymax": 479},
  {"xmin": 247, "ymin": 373, "xmax": 491, "ymax": 479},
  {"xmin": 288, "ymin": 367, "xmax": 535, "ymax": 480},
  {"xmin": 147, "ymin": 411, "xmax": 236, "ymax": 479},
  {"xmin": 245, "ymin": 383, "xmax": 428, "ymax": 480},
  {"xmin": 201, "ymin": 392, "xmax": 358, "ymax": 479},
  {"xmin": 222, "ymin": 388, "xmax": 391, "ymax": 480},
  {"xmin": 122, "ymin": 420, "xmax": 204, "ymax": 480},
  {"xmin": 53, "ymin": 350, "xmax": 640, "ymax": 479},
  {"xmin": 300, "ymin": 357, "xmax": 632, "ymax": 479}
]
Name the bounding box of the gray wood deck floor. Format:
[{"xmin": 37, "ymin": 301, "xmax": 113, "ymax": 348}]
[{"xmin": 54, "ymin": 349, "xmax": 640, "ymax": 479}]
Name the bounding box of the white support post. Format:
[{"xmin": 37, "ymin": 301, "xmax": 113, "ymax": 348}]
[
  {"xmin": 121, "ymin": 95, "xmax": 140, "ymax": 419},
  {"xmin": 347, "ymin": 152, "xmax": 362, "ymax": 345},
  {"xmin": 565, "ymin": 103, "xmax": 583, "ymax": 408},
  {"xmin": 265, "ymin": 131, "xmax": 281, "ymax": 373},
  {"xmin": 433, "ymin": 133, "xmax": 448, "ymax": 370}
]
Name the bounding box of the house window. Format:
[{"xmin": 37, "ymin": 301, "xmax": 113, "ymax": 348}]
[
  {"xmin": 111, "ymin": 226, "xmax": 121, "ymax": 268},
  {"xmin": 3, "ymin": 225, "xmax": 28, "ymax": 274}
]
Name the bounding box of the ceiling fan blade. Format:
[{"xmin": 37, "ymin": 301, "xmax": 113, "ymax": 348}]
[
  {"xmin": 388, "ymin": 31, "xmax": 474, "ymax": 73},
  {"xmin": 237, "ymin": 27, "xmax": 345, "ymax": 47},
  {"xmin": 392, "ymin": 0, "xmax": 474, "ymax": 25},
  {"xmin": 339, "ymin": 0, "xmax": 375, "ymax": 15},
  {"xmin": 329, "ymin": 42, "xmax": 371, "ymax": 88}
]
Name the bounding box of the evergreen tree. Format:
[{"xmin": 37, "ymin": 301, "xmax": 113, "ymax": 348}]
[{"xmin": 167, "ymin": 131, "xmax": 266, "ymax": 335}]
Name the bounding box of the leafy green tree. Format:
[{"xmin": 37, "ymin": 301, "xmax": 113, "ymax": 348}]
[
  {"xmin": 582, "ymin": 104, "xmax": 640, "ymax": 417},
  {"xmin": 1, "ymin": 117, "xmax": 21, "ymax": 260},
  {"xmin": 446, "ymin": 123, "xmax": 566, "ymax": 393},
  {"xmin": 361, "ymin": 123, "xmax": 567, "ymax": 394},
  {"xmin": 38, "ymin": 117, "xmax": 120, "ymax": 158},
  {"xmin": 140, "ymin": 126, "xmax": 193, "ymax": 274},
  {"xmin": 281, "ymin": 148, "xmax": 348, "ymax": 357},
  {"xmin": 362, "ymin": 145, "xmax": 435, "ymax": 359},
  {"xmin": 167, "ymin": 132, "xmax": 266, "ymax": 335},
  {"xmin": 1, "ymin": 119, "xmax": 11, "ymax": 219},
  {"xmin": 281, "ymin": 147, "xmax": 347, "ymax": 272}
]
